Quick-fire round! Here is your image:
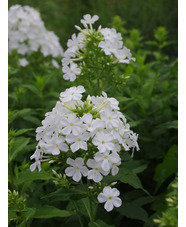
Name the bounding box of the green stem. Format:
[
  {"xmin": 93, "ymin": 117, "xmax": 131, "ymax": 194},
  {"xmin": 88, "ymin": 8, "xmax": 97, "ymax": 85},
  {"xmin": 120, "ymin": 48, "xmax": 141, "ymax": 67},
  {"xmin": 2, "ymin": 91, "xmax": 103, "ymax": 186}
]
[
  {"xmin": 72, "ymin": 200, "xmax": 84, "ymax": 227},
  {"xmin": 87, "ymin": 180, "xmax": 94, "ymax": 222},
  {"xmin": 80, "ymin": 180, "xmax": 94, "ymax": 222},
  {"xmin": 87, "ymin": 196, "xmax": 94, "ymax": 222}
]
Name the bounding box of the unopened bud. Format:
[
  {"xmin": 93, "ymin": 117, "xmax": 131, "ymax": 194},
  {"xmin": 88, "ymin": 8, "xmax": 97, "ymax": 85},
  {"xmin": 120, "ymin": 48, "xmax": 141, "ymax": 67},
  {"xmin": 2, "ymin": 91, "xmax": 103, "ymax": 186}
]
[
  {"xmin": 52, "ymin": 169, "xmax": 57, "ymax": 175},
  {"xmin": 111, "ymin": 181, "xmax": 117, "ymax": 186},
  {"xmin": 75, "ymin": 25, "xmax": 82, "ymax": 31}
]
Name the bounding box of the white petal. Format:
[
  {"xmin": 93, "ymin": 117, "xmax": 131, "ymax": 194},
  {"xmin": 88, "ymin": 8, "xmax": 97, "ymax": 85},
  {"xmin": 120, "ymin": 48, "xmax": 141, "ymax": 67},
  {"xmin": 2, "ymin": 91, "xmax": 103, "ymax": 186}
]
[
  {"xmin": 73, "ymin": 170, "xmax": 82, "ymax": 182},
  {"xmin": 80, "ymin": 141, "xmax": 87, "ymax": 150},
  {"xmin": 94, "ymin": 171, "xmax": 102, "ymax": 182},
  {"xmin": 75, "ymin": 157, "xmax": 84, "ymax": 167},
  {"xmin": 112, "ymin": 197, "xmax": 122, "ymax": 207},
  {"xmin": 30, "ymin": 163, "xmax": 36, "ymax": 172},
  {"xmin": 71, "ymin": 142, "xmax": 80, "ymax": 153},
  {"xmin": 104, "ymin": 200, "xmax": 114, "ymax": 212},
  {"xmin": 80, "ymin": 166, "xmax": 88, "ymax": 176},
  {"xmin": 87, "ymin": 159, "xmax": 95, "ymax": 168},
  {"xmin": 65, "ymin": 167, "xmax": 75, "ymax": 177},
  {"xmin": 112, "ymin": 188, "xmax": 120, "ymax": 197},
  {"xmin": 111, "ymin": 166, "xmax": 119, "ymax": 176},
  {"xmin": 101, "ymin": 159, "xmax": 111, "ymax": 172},
  {"xmin": 66, "ymin": 157, "xmax": 75, "ymax": 166},
  {"xmin": 88, "ymin": 170, "xmax": 94, "ymax": 179},
  {"xmin": 97, "ymin": 193, "xmax": 107, "ymax": 203}
]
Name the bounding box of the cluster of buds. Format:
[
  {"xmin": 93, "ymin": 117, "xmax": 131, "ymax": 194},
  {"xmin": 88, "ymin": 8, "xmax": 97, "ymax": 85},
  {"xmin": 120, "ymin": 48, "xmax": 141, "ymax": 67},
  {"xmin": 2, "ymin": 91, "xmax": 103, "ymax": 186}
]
[{"xmin": 62, "ymin": 14, "xmax": 135, "ymax": 81}]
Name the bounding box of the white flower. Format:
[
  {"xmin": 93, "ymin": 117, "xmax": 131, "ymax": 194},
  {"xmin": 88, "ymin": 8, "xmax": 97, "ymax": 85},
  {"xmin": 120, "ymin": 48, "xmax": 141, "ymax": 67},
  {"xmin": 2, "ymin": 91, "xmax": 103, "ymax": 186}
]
[
  {"xmin": 44, "ymin": 134, "xmax": 69, "ymax": 155},
  {"xmin": 62, "ymin": 63, "xmax": 81, "ymax": 81},
  {"xmin": 123, "ymin": 46, "xmax": 136, "ymax": 62},
  {"xmin": 65, "ymin": 157, "xmax": 88, "ymax": 182},
  {"xmin": 80, "ymin": 14, "xmax": 99, "ymax": 26},
  {"xmin": 67, "ymin": 34, "xmax": 80, "ymax": 53},
  {"xmin": 98, "ymin": 40, "xmax": 116, "ymax": 55},
  {"xmin": 94, "ymin": 151, "xmax": 121, "ymax": 172},
  {"xmin": 60, "ymin": 113, "xmax": 83, "ymax": 136},
  {"xmin": 30, "ymin": 148, "xmax": 42, "ymax": 172},
  {"xmin": 87, "ymin": 159, "xmax": 108, "ymax": 182},
  {"xmin": 65, "ymin": 132, "xmax": 90, "ymax": 153},
  {"xmin": 97, "ymin": 186, "xmax": 122, "ymax": 212},
  {"xmin": 100, "ymin": 110, "xmax": 119, "ymax": 130},
  {"xmin": 8, "ymin": 5, "xmax": 63, "ymax": 58},
  {"xmin": 100, "ymin": 28, "xmax": 118, "ymax": 41},
  {"xmin": 60, "ymin": 86, "xmax": 85, "ymax": 103},
  {"xmin": 111, "ymin": 160, "xmax": 121, "ymax": 176},
  {"xmin": 19, "ymin": 58, "xmax": 29, "ymax": 67},
  {"xmin": 92, "ymin": 131, "xmax": 115, "ymax": 153}
]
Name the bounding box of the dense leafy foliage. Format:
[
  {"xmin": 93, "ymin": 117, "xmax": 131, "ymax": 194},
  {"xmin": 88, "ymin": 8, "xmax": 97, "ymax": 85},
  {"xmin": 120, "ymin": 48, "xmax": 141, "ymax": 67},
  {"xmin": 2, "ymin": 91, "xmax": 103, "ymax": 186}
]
[{"xmin": 8, "ymin": 1, "xmax": 177, "ymax": 227}]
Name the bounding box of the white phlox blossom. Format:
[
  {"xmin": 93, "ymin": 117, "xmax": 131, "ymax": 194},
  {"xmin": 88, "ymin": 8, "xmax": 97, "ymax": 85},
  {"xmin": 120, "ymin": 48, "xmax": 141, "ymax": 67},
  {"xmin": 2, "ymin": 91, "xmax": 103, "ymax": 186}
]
[
  {"xmin": 19, "ymin": 58, "xmax": 29, "ymax": 67},
  {"xmin": 98, "ymin": 186, "xmax": 122, "ymax": 212},
  {"xmin": 8, "ymin": 5, "xmax": 63, "ymax": 65},
  {"xmin": 30, "ymin": 86, "xmax": 139, "ymax": 212},
  {"xmin": 61, "ymin": 15, "xmax": 135, "ymax": 81},
  {"xmin": 65, "ymin": 157, "xmax": 88, "ymax": 182}
]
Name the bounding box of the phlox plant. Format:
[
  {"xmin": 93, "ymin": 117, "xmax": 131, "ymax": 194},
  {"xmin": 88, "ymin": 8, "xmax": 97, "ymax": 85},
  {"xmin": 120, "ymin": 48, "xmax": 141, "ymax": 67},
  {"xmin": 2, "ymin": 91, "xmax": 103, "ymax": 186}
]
[
  {"xmin": 29, "ymin": 14, "xmax": 139, "ymax": 225},
  {"xmin": 61, "ymin": 14, "xmax": 135, "ymax": 95}
]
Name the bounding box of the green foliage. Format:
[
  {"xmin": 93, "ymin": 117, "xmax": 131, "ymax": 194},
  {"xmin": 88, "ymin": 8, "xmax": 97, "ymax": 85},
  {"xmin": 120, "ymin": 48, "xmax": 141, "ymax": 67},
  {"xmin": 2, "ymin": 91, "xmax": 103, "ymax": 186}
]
[
  {"xmin": 153, "ymin": 175, "xmax": 178, "ymax": 227},
  {"xmin": 8, "ymin": 3, "xmax": 177, "ymax": 226}
]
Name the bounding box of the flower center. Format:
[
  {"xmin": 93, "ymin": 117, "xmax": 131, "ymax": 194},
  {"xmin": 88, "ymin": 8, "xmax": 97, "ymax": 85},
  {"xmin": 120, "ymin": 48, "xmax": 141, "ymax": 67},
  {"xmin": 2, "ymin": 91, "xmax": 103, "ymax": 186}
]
[
  {"xmin": 108, "ymin": 196, "xmax": 112, "ymax": 200},
  {"xmin": 101, "ymin": 141, "xmax": 105, "ymax": 144},
  {"xmin": 108, "ymin": 116, "xmax": 111, "ymax": 120},
  {"xmin": 70, "ymin": 70, "xmax": 73, "ymax": 73},
  {"xmin": 77, "ymin": 138, "xmax": 81, "ymax": 142},
  {"xmin": 55, "ymin": 144, "xmax": 58, "ymax": 147},
  {"xmin": 70, "ymin": 123, "xmax": 74, "ymax": 126},
  {"xmin": 104, "ymin": 156, "xmax": 108, "ymax": 159},
  {"xmin": 95, "ymin": 168, "xmax": 99, "ymax": 171},
  {"xmin": 76, "ymin": 167, "xmax": 79, "ymax": 170}
]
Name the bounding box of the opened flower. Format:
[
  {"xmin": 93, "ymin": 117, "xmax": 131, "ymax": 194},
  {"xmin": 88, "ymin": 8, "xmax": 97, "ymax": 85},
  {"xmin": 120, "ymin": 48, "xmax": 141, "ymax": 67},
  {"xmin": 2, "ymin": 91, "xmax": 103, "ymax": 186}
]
[
  {"xmin": 65, "ymin": 157, "xmax": 88, "ymax": 182},
  {"xmin": 98, "ymin": 186, "xmax": 122, "ymax": 212}
]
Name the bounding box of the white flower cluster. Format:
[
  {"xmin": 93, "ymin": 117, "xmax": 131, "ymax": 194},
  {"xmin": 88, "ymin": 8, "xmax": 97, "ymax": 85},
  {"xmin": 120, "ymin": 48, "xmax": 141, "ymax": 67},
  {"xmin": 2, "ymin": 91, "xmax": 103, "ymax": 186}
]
[
  {"xmin": 30, "ymin": 85, "xmax": 139, "ymax": 211},
  {"xmin": 62, "ymin": 14, "xmax": 135, "ymax": 81},
  {"xmin": 30, "ymin": 85, "xmax": 139, "ymax": 176},
  {"xmin": 8, "ymin": 5, "xmax": 63, "ymax": 66}
]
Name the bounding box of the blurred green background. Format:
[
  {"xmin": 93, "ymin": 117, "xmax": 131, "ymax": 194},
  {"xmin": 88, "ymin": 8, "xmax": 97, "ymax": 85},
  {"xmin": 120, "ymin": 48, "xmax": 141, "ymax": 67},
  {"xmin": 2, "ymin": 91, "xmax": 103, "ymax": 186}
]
[{"xmin": 8, "ymin": 0, "xmax": 178, "ymax": 56}]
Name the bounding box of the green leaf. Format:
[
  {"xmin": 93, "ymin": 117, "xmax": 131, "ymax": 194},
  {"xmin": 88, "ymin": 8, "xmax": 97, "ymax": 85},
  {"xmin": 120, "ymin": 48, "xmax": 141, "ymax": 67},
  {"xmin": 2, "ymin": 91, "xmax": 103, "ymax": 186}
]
[
  {"xmin": 117, "ymin": 192, "xmax": 154, "ymax": 223},
  {"xmin": 9, "ymin": 137, "xmax": 30, "ymax": 162},
  {"xmin": 123, "ymin": 160, "xmax": 148, "ymax": 174},
  {"xmin": 8, "ymin": 108, "xmax": 34, "ymax": 125},
  {"xmin": 88, "ymin": 220, "xmax": 115, "ymax": 227},
  {"xmin": 158, "ymin": 120, "xmax": 178, "ymax": 129},
  {"xmin": 117, "ymin": 202, "xmax": 148, "ymax": 222},
  {"xmin": 105, "ymin": 167, "xmax": 144, "ymax": 190},
  {"xmin": 154, "ymin": 145, "xmax": 178, "ymax": 193},
  {"xmin": 34, "ymin": 205, "xmax": 74, "ymax": 219},
  {"xmin": 43, "ymin": 187, "xmax": 87, "ymax": 202},
  {"xmin": 9, "ymin": 128, "xmax": 34, "ymax": 137},
  {"xmin": 23, "ymin": 84, "xmax": 41, "ymax": 96},
  {"xmin": 22, "ymin": 115, "xmax": 41, "ymax": 125},
  {"xmin": 16, "ymin": 169, "xmax": 54, "ymax": 185}
]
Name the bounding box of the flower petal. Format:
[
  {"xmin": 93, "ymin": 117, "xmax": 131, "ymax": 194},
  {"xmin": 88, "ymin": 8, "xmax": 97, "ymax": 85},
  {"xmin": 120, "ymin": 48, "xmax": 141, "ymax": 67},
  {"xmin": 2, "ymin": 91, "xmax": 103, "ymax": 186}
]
[
  {"xmin": 104, "ymin": 200, "xmax": 114, "ymax": 212},
  {"xmin": 97, "ymin": 193, "xmax": 107, "ymax": 203},
  {"xmin": 112, "ymin": 197, "xmax": 122, "ymax": 207},
  {"xmin": 65, "ymin": 167, "xmax": 75, "ymax": 177},
  {"xmin": 73, "ymin": 170, "xmax": 82, "ymax": 182}
]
